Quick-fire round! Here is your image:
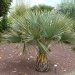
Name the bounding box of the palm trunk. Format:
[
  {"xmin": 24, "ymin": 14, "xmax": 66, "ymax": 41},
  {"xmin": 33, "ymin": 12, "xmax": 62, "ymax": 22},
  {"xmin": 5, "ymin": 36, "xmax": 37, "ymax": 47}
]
[{"xmin": 35, "ymin": 52, "xmax": 49, "ymax": 72}]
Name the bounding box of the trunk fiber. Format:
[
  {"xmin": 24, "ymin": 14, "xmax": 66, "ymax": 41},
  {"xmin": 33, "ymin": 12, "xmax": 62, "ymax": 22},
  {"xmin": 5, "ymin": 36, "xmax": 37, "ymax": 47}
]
[{"xmin": 35, "ymin": 52, "xmax": 49, "ymax": 72}]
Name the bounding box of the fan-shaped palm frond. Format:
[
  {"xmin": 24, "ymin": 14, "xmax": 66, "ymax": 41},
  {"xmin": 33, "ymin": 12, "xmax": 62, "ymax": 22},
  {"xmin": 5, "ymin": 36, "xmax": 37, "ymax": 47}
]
[
  {"xmin": 60, "ymin": 32, "xmax": 75, "ymax": 44},
  {"xmin": 5, "ymin": 10, "xmax": 73, "ymax": 51},
  {"xmin": 2, "ymin": 31, "xmax": 22, "ymax": 43}
]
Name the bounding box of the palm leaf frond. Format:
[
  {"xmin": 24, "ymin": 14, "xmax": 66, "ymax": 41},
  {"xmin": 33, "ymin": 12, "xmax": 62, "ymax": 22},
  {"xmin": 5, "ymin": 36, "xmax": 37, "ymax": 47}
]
[
  {"xmin": 4, "ymin": 9, "xmax": 74, "ymax": 52},
  {"xmin": 2, "ymin": 31, "xmax": 22, "ymax": 43},
  {"xmin": 60, "ymin": 32, "xmax": 75, "ymax": 44}
]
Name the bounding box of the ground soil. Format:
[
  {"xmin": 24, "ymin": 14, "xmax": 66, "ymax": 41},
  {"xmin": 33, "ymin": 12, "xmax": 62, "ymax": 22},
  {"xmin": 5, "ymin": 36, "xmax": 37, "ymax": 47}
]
[{"xmin": 0, "ymin": 42, "xmax": 75, "ymax": 75}]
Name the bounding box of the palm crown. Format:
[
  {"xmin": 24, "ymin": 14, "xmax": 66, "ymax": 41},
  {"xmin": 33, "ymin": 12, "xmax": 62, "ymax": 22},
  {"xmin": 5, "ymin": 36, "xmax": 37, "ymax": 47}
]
[
  {"xmin": 3, "ymin": 10, "xmax": 74, "ymax": 52},
  {"xmin": 2, "ymin": 5, "xmax": 75, "ymax": 71}
]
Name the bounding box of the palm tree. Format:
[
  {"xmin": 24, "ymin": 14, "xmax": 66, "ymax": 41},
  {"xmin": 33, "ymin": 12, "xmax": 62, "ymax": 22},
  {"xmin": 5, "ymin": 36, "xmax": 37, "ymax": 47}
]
[
  {"xmin": 3, "ymin": 10, "xmax": 74, "ymax": 72},
  {"xmin": 30, "ymin": 5, "xmax": 54, "ymax": 13}
]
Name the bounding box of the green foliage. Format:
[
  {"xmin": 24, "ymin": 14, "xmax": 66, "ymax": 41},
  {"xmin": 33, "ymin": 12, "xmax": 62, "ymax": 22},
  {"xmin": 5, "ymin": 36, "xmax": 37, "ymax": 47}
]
[
  {"xmin": 30, "ymin": 5, "xmax": 54, "ymax": 13},
  {"xmin": 10, "ymin": 4, "xmax": 28, "ymax": 19},
  {"xmin": 0, "ymin": 15, "xmax": 10, "ymax": 32},
  {"xmin": 60, "ymin": 32, "xmax": 75, "ymax": 44},
  {"xmin": 0, "ymin": 17, "xmax": 2, "ymax": 31},
  {"xmin": 0, "ymin": 0, "xmax": 12, "ymax": 33},
  {"xmin": 4, "ymin": 10, "xmax": 74, "ymax": 52},
  {"xmin": 0, "ymin": 0, "xmax": 12, "ymax": 17},
  {"xmin": 57, "ymin": 0, "xmax": 75, "ymax": 19},
  {"xmin": 2, "ymin": 31, "xmax": 22, "ymax": 43},
  {"xmin": 57, "ymin": 0, "xmax": 75, "ymax": 31}
]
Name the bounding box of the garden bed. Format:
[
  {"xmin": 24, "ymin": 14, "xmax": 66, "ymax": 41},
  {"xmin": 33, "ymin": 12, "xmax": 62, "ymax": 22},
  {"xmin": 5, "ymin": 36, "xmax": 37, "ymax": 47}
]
[{"xmin": 0, "ymin": 42, "xmax": 75, "ymax": 75}]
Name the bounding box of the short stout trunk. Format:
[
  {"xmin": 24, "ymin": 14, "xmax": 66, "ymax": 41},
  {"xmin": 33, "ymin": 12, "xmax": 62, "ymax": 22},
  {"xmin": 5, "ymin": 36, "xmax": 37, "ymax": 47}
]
[{"xmin": 35, "ymin": 52, "xmax": 49, "ymax": 72}]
